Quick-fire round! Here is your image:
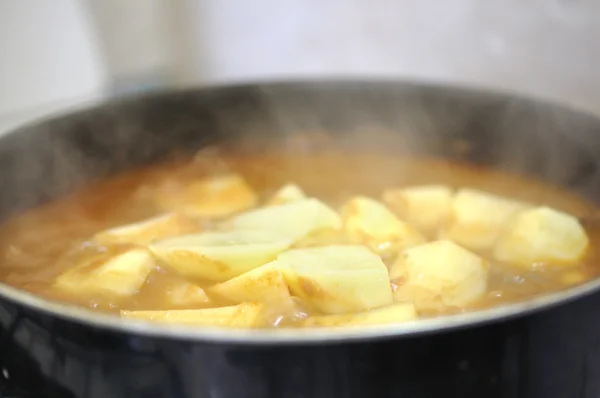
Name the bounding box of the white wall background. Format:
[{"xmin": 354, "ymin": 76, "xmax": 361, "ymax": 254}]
[
  {"xmin": 85, "ymin": 0, "xmax": 176, "ymax": 93},
  {"xmin": 1, "ymin": 0, "xmax": 600, "ymax": 132},
  {"xmin": 0, "ymin": 1, "xmax": 107, "ymax": 131},
  {"xmin": 175, "ymin": 0, "xmax": 600, "ymax": 113}
]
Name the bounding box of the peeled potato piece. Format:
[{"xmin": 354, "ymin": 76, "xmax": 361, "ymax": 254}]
[
  {"xmin": 382, "ymin": 185, "xmax": 453, "ymax": 233},
  {"xmin": 210, "ymin": 262, "xmax": 290, "ymax": 304},
  {"xmin": 443, "ymin": 188, "xmax": 530, "ymax": 251},
  {"xmin": 54, "ymin": 248, "xmax": 155, "ymax": 297},
  {"xmin": 228, "ymin": 198, "xmax": 342, "ymax": 241},
  {"xmin": 93, "ymin": 213, "xmax": 199, "ymax": 246},
  {"xmin": 390, "ymin": 240, "xmax": 488, "ymax": 309},
  {"xmin": 163, "ymin": 282, "xmax": 211, "ymax": 307},
  {"xmin": 493, "ymin": 206, "xmax": 589, "ymax": 267},
  {"xmin": 149, "ymin": 230, "xmax": 293, "ymax": 281},
  {"xmin": 340, "ymin": 196, "xmax": 425, "ymax": 256},
  {"xmin": 120, "ymin": 302, "xmax": 263, "ymax": 328},
  {"xmin": 303, "ymin": 302, "xmax": 417, "ymax": 328},
  {"xmin": 266, "ymin": 183, "xmax": 307, "ymax": 206},
  {"xmin": 157, "ymin": 174, "xmax": 257, "ymax": 218},
  {"xmin": 276, "ymin": 245, "xmax": 393, "ymax": 314}
]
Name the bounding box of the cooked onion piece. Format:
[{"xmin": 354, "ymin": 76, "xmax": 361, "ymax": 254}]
[
  {"xmin": 156, "ymin": 174, "xmax": 257, "ymax": 218},
  {"xmin": 227, "ymin": 198, "xmax": 342, "ymax": 241},
  {"xmin": 303, "ymin": 302, "xmax": 417, "ymax": 328},
  {"xmin": 149, "ymin": 230, "xmax": 293, "ymax": 281},
  {"xmin": 382, "ymin": 185, "xmax": 453, "ymax": 233},
  {"xmin": 276, "ymin": 245, "xmax": 393, "ymax": 314},
  {"xmin": 210, "ymin": 262, "xmax": 290, "ymax": 304},
  {"xmin": 340, "ymin": 196, "xmax": 425, "ymax": 256},
  {"xmin": 266, "ymin": 183, "xmax": 307, "ymax": 206},
  {"xmin": 293, "ymin": 228, "xmax": 350, "ymax": 248},
  {"xmin": 559, "ymin": 270, "xmax": 587, "ymax": 285},
  {"xmin": 257, "ymin": 296, "xmax": 310, "ymax": 327},
  {"xmin": 494, "ymin": 206, "xmax": 589, "ymax": 267},
  {"xmin": 443, "ymin": 188, "xmax": 530, "ymax": 251},
  {"xmin": 162, "ymin": 281, "xmax": 211, "ymax": 307},
  {"xmin": 120, "ymin": 302, "xmax": 263, "ymax": 328},
  {"xmin": 54, "ymin": 248, "xmax": 156, "ymax": 297},
  {"xmin": 93, "ymin": 213, "xmax": 199, "ymax": 246},
  {"xmin": 390, "ymin": 240, "xmax": 489, "ymax": 309}
]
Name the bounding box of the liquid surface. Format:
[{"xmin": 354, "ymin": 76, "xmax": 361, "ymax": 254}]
[{"xmin": 0, "ymin": 150, "xmax": 598, "ymax": 328}]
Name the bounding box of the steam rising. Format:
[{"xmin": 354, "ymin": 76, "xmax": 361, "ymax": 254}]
[
  {"xmin": 1, "ymin": 81, "xmax": 600, "ymax": 223},
  {"xmin": 247, "ymin": 82, "xmax": 600, "ymax": 209}
]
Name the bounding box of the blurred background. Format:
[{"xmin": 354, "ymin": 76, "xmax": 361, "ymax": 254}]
[{"xmin": 1, "ymin": 0, "xmax": 599, "ymax": 132}]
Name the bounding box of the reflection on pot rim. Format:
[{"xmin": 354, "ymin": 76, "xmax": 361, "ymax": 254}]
[{"xmin": 1, "ymin": 274, "xmax": 599, "ymax": 344}]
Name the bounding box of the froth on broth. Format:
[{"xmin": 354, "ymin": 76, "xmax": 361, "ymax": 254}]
[{"xmin": 0, "ymin": 149, "xmax": 597, "ymax": 329}]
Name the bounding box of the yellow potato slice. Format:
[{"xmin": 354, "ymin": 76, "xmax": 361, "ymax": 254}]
[
  {"xmin": 382, "ymin": 185, "xmax": 453, "ymax": 233},
  {"xmin": 228, "ymin": 198, "xmax": 342, "ymax": 241},
  {"xmin": 493, "ymin": 206, "xmax": 589, "ymax": 267},
  {"xmin": 276, "ymin": 245, "xmax": 393, "ymax": 314},
  {"xmin": 303, "ymin": 302, "xmax": 417, "ymax": 328},
  {"xmin": 93, "ymin": 213, "xmax": 200, "ymax": 246},
  {"xmin": 443, "ymin": 188, "xmax": 530, "ymax": 251},
  {"xmin": 266, "ymin": 183, "xmax": 307, "ymax": 206},
  {"xmin": 149, "ymin": 230, "xmax": 293, "ymax": 281},
  {"xmin": 390, "ymin": 240, "xmax": 488, "ymax": 309},
  {"xmin": 210, "ymin": 262, "xmax": 290, "ymax": 304},
  {"xmin": 340, "ymin": 196, "xmax": 425, "ymax": 256},
  {"xmin": 54, "ymin": 248, "xmax": 156, "ymax": 297},
  {"xmin": 157, "ymin": 174, "xmax": 257, "ymax": 218},
  {"xmin": 120, "ymin": 302, "xmax": 263, "ymax": 328}
]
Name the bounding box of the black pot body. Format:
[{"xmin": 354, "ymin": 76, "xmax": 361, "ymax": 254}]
[{"xmin": 1, "ymin": 81, "xmax": 600, "ymax": 398}]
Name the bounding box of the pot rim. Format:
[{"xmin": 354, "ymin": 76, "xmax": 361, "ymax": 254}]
[
  {"xmin": 0, "ymin": 78, "xmax": 599, "ymax": 344},
  {"xmin": 1, "ymin": 276, "xmax": 599, "ymax": 344}
]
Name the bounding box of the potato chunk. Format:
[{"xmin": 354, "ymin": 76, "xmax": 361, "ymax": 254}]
[
  {"xmin": 54, "ymin": 248, "xmax": 155, "ymax": 297},
  {"xmin": 149, "ymin": 230, "xmax": 293, "ymax": 281},
  {"xmin": 266, "ymin": 183, "xmax": 307, "ymax": 206},
  {"xmin": 276, "ymin": 245, "xmax": 393, "ymax": 314},
  {"xmin": 382, "ymin": 185, "xmax": 453, "ymax": 233},
  {"xmin": 443, "ymin": 189, "xmax": 530, "ymax": 250},
  {"xmin": 340, "ymin": 197, "xmax": 425, "ymax": 256},
  {"xmin": 228, "ymin": 198, "xmax": 342, "ymax": 241},
  {"xmin": 493, "ymin": 206, "xmax": 589, "ymax": 267},
  {"xmin": 390, "ymin": 240, "xmax": 488, "ymax": 309},
  {"xmin": 210, "ymin": 263, "xmax": 291, "ymax": 304},
  {"xmin": 303, "ymin": 302, "xmax": 417, "ymax": 328},
  {"xmin": 120, "ymin": 302, "xmax": 263, "ymax": 328},
  {"xmin": 157, "ymin": 174, "xmax": 257, "ymax": 218},
  {"xmin": 93, "ymin": 213, "xmax": 199, "ymax": 246}
]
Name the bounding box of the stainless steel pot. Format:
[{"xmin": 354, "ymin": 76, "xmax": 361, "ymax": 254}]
[{"xmin": 1, "ymin": 80, "xmax": 600, "ymax": 398}]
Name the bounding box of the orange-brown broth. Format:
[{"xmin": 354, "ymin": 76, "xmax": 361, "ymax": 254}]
[{"xmin": 0, "ymin": 151, "xmax": 598, "ymax": 326}]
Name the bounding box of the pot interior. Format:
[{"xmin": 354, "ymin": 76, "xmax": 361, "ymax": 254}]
[{"xmin": 1, "ymin": 80, "xmax": 600, "ymax": 342}]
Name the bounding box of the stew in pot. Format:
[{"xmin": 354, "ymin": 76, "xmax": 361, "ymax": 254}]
[{"xmin": 0, "ymin": 149, "xmax": 598, "ymax": 329}]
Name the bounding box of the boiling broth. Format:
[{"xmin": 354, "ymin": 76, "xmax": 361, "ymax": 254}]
[{"xmin": 0, "ymin": 151, "xmax": 598, "ymax": 327}]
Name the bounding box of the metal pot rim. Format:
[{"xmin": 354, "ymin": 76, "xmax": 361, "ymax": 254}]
[{"xmin": 1, "ymin": 274, "xmax": 599, "ymax": 344}]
